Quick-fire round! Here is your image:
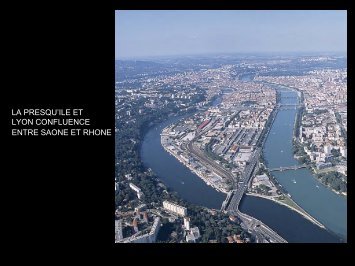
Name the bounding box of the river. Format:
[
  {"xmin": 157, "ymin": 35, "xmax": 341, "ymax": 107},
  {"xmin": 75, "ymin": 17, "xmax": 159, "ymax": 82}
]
[
  {"xmin": 141, "ymin": 109, "xmax": 225, "ymax": 209},
  {"xmin": 140, "ymin": 84, "xmax": 344, "ymax": 242},
  {"xmin": 260, "ymin": 84, "xmax": 347, "ymax": 241}
]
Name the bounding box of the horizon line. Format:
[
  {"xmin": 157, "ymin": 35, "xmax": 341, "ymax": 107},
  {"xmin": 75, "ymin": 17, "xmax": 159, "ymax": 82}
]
[{"xmin": 115, "ymin": 51, "xmax": 347, "ymax": 61}]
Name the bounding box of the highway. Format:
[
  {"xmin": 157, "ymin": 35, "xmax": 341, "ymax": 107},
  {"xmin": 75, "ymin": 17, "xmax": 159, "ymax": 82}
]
[{"xmin": 229, "ymin": 208, "xmax": 287, "ymax": 243}]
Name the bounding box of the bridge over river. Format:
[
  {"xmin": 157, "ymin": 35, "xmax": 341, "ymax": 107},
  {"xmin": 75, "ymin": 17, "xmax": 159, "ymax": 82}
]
[
  {"xmin": 268, "ymin": 164, "xmax": 307, "ymax": 172},
  {"xmin": 222, "ymin": 148, "xmax": 287, "ymax": 243}
]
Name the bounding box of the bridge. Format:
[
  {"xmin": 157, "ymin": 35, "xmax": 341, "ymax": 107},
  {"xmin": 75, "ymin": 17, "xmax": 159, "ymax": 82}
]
[
  {"xmin": 276, "ymin": 103, "xmax": 303, "ymax": 110},
  {"xmin": 277, "ymin": 103, "xmax": 302, "ymax": 107},
  {"xmin": 220, "ymin": 191, "xmax": 233, "ymax": 212},
  {"xmin": 279, "ymin": 107, "xmax": 298, "ymax": 110},
  {"xmin": 222, "ymin": 106, "xmax": 287, "ymax": 242},
  {"xmin": 229, "ymin": 209, "xmax": 288, "ymax": 243},
  {"xmin": 268, "ymin": 164, "xmax": 307, "ymax": 172},
  {"xmin": 281, "ymin": 96, "xmax": 298, "ymax": 99},
  {"xmin": 224, "ymin": 148, "xmax": 287, "ymax": 243}
]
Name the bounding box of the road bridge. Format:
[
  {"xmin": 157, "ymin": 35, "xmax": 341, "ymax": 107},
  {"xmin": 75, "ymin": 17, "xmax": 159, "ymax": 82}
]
[
  {"xmin": 224, "ymin": 148, "xmax": 288, "ymax": 243},
  {"xmin": 269, "ymin": 164, "xmax": 307, "ymax": 172}
]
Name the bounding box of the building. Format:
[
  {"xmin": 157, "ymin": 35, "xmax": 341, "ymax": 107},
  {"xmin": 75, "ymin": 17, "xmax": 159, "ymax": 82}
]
[
  {"xmin": 129, "ymin": 183, "xmax": 144, "ymax": 199},
  {"xmin": 316, "ymin": 162, "xmax": 332, "ymax": 170},
  {"xmin": 229, "ymin": 215, "xmax": 238, "ymax": 222},
  {"xmin": 118, "ymin": 217, "xmax": 161, "ymax": 243},
  {"xmin": 132, "ymin": 218, "xmax": 139, "ymax": 233},
  {"xmin": 183, "ymin": 217, "xmax": 191, "ymax": 230},
  {"xmin": 198, "ymin": 120, "xmax": 210, "ymax": 130},
  {"xmin": 340, "ymin": 147, "xmax": 347, "ymax": 158},
  {"xmin": 124, "ymin": 174, "xmax": 133, "ymax": 180},
  {"xmin": 233, "ymin": 234, "xmax": 244, "ymax": 243},
  {"xmin": 253, "ymin": 174, "xmax": 268, "ymax": 183},
  {"xmin": 186, "ymin": 227, "xmax": 200, "ymax": 243},
  {"xmin": 226, "ymin": 236, "xmax": 234, "ymax": 243},
  {"xmin": 186, "ymin": 234, "xmax": 196, "ymax": 243},
  {"xmin": 115, "ymin": 220, "xmax": 123, "ymax": 242},
  {"xmin": 190, "ymin": 227, "xmax": 200, "ymax": 239},
  {"xmin": 129, "ymin": 183, "xmax": 141, "ymax": 193},
  {"xmin": 163, "ymin": 201, "xmax": 187, "ymax": 217},
  {"xmin": 143, "ymin": 212, "xmax": 149, "ymax": 223}
]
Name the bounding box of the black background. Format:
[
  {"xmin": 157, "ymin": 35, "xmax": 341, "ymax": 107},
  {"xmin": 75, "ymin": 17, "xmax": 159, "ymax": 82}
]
[{"xmin": 3, "ymin": 0, "xmax": 352, "ymax": 260}]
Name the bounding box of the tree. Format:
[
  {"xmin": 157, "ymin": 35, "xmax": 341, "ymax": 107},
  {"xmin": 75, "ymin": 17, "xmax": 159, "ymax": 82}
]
[
  {"xmin": 298, "ymin": 156, "xmax": 307, "ymax": 164},
  {"xmin": 331, "ymin": 149, "xmax": 341, "ymax": 157}
]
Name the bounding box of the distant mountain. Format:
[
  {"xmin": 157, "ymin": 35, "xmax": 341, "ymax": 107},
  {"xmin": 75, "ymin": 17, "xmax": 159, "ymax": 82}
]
[
  {"xmin": 115, "ymin": 60, "xmax": 169, "ymax": 81},
  {"xmin": 115, "ymin": 55, "xmax": 347, "ymax": 81},
  {"xmin": 116, "ymin": 60, "xmax": 163, "ymax": 68}
]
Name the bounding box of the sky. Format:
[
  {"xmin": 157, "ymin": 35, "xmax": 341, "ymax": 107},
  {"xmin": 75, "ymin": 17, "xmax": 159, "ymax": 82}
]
[{"xmin": 115, "ymin": 10, "xmax": 347, "ymax": 59}]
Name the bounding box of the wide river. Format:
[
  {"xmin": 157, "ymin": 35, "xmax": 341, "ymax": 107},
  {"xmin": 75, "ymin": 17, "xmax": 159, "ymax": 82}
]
[
  {"xmin": 141, "ymin": 87, "xmax": 346, "ymax": 243},
  {"xmin": 262, "ymin": 84, "xmax": 347, "ymax": 240}
]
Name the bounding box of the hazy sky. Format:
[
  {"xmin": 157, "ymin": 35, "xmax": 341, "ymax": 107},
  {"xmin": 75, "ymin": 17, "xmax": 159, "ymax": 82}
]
[{"xmin": 115, "ymin": 10, "xmax": 347, "ymax": 59}]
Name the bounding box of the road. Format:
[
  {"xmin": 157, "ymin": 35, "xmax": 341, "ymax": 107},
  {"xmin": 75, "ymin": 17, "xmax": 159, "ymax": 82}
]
[{"xmin": 229, "ymin": 208, "xmax": 287, "ymax": 243}]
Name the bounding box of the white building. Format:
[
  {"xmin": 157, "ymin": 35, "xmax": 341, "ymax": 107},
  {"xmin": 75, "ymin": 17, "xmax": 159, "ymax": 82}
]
[
  {"xmin": 163, "ymin": 201, "xmax": 187, "ymax": 217},
  {"xmin": 340, "ymin": 147, "xmax": 347, "ymax": 158},
  {"xmin": 184, "ymin": 217, "xmax": 191, "ymax": 230},
  {"xmin": 129, "ymin": 183, "xmax": 143, "ymax": 199},
  {"xmin": 186, "ymin": 227, "xmax": 200, "ymax": 243},
  {"xmin": 129, "ymin": 183, "xmax": 141, "ymax": 193}
]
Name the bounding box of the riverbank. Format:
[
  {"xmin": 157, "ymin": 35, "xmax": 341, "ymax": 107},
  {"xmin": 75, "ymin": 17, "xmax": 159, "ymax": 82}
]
[
  {"xmin": 246, "ymin": 192, "xmax": 325, "ymax": 229},
  {"xmin": 161, "ymin": 137, "xmax": 229, "ymax": 195},
  {"xmin": 292, "ymin": 139, "xmax": 347, "ymax": 197},
  {"xmin": 312, "ymin": 171, "xmax": 347, "ymax": 197}
]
